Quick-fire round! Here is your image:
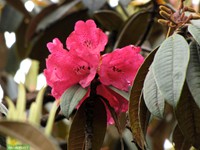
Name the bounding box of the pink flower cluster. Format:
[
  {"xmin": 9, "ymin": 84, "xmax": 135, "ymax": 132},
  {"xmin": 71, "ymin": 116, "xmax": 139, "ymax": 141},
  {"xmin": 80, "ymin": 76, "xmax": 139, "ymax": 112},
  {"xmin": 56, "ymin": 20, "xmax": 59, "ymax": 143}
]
[{"xmin": 44, "ymin": 20, "xmax": 144, "ymax": 124}]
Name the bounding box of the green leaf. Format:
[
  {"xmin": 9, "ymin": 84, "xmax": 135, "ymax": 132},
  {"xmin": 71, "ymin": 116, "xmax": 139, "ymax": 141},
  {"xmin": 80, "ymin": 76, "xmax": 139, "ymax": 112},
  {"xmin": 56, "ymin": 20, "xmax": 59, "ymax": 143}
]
[
  {"xmin": 0, "ymin": 103, "xmax": 8, "ymax": 116},
  {"xmin": 16, "ymin": 83, "xmax": 26, "ymax": 120},
  {"xmin": 68, "ymin": 98, "xmax": 107, "ymax": 150},
  {"xmin": 108, "ymin": 86, "xmax": 129, "ymax": 100},
  {"xmin": 175, "ymin": 83, "xmax": 200, "ymax": 149},
  {"xmin": 187, "ymin": 41, "xmax": 200, "ymax": 108},
  {"xmin": 82, "ymin": 0, "xmax": 106, "ymax": 11},
  {"xmin": 0, "ymin": 121, "xmax": 60, "ymax": 150},
  {"xmin": 143, "ymin": 68, "xmax": 165, "ymax": 118},
  {"xmin": 45, "ymin": 101, "xmax": 58, "ymax": 136},
  {"xmin": 28, "ymin": 87, "xmax": 46, "ymax": 126},
  {"xmin": 94, "ymin": 10, "xmax": 124, "ymax": 31},
  {"xmin": 173, "ymin": 125, "xmax": 192, "ymax": 150},
  {"xmin": 128, "ymin": 48, "xmax": 158, "ymax": 149},
  {"xmin": 25, "ymin": 59, "xmax": 39, "ymax": 91},
  {"xmin": 60, "ymin": 85, "xmax": 87, "ymax": 118},
  {"xmin": 188, "ymin": 24, "xmax": 200, "ymax": 45},
  {"xmin": 153, "ymin": 34, "xmax": 190, "ymax": 107}
]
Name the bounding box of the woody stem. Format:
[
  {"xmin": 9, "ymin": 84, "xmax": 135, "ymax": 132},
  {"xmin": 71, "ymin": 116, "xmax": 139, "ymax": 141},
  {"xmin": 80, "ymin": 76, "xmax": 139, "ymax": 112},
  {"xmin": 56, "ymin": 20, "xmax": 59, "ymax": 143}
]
[{"xmin": 84, "ymin": 77, "xmax": 100, "ymax": 150}]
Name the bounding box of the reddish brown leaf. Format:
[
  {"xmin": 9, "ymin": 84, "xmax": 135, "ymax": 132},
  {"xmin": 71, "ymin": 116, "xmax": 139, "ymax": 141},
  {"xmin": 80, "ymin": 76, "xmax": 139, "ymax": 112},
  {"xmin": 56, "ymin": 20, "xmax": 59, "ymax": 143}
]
[
  {"xmin": 173, "ymin": 125, "xmax": 192, "ymax": 150},
  {"xmin": 0, "ymin": 121, "xmax": 60, "ymax": 150},
  {"xmin": 175, "ymin": 83, "xmax": 200, "ymax": 149},
  {"xmin": 128, "ymin": 48, "xmax": 157, "ymax": 149},
  {"xmin": 68, "ymin": 98, "xmax": 107, "ymax": 150}
]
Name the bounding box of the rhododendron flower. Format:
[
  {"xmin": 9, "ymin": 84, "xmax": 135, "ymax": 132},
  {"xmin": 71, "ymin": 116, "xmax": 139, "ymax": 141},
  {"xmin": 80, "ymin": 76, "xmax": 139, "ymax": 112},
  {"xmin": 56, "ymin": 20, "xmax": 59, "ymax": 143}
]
[
  {"xmin": 66, "ymin": 20, "xmax": 108, "ymax": 55},
  {"xmin": 44, "ymin": 38, "xmax": 99, "ymax": 99},
  {"xmin": 44, "ymin": 19, "xmax": 144, "ymax": 124},
  {"xmin": 99, "ymin": 45, "xmax": 144, "ymax": 91}
]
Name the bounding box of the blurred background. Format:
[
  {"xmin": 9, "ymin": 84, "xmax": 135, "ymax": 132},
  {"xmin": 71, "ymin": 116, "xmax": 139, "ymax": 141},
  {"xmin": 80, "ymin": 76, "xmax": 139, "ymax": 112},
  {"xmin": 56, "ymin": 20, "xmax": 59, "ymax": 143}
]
[{"xmin": 0, "ymin": 0, "xmax": 200, "ymax": 149}]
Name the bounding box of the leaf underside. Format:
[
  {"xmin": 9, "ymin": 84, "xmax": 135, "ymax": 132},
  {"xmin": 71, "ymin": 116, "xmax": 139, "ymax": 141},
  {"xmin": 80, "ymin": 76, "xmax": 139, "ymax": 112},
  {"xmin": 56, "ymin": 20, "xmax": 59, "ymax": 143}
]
[{"xmin": 153, "ymin": 34, "xmax": 190, "ymax": 107}]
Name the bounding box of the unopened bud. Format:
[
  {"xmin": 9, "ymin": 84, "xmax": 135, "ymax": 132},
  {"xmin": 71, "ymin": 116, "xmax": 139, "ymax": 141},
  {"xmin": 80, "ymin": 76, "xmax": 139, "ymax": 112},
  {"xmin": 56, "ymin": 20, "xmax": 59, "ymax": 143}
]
[
  {"xmin": 160, "ymin": 10, "xmax": 171, "ymax": 19},
  {"xmin": 158, "ymin": 19, "xmax": 169, "ymax": 25},
  {"xmin": 184, "ymin": 6, "xmax": 196, "ymax": 13},
  {"xmin": 159, "ymin": 5, "xmax": 172, "ymax": 14}
]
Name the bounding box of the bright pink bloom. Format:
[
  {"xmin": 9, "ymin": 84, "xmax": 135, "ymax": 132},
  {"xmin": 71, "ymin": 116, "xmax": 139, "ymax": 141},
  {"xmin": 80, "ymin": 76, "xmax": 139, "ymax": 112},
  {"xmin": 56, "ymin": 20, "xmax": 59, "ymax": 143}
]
[
  {"xmin": 44, "ymin": 20, "xmax": 144, "ymax": 124},
  {"xmin": 44, "ymin": 38, "xmax": 99, "ymax": 99},
  {"xmin": 99, "ymin": 45, "xmax": 144, "ymax": 91},
  {"xmin": 66, "ymin": 20, "xmax": 108, "ymax": 55}
]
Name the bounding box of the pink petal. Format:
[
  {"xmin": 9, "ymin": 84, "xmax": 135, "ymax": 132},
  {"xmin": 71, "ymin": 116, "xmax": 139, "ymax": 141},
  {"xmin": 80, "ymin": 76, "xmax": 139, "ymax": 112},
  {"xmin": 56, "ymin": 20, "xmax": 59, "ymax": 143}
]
[
  {"xmin": 47, "ymin": 38, "xmax": 66, "ymax": 53},
  {"xmin": 44, "ymin": 39, "xmax": 99, "ymax": 99},
  {"xmin": 66, "ymin": 20, "xmax": 108, "ymax": 55},
  {"xmin": 99, "ymin": 45, "xmax": 144, "ymax": 91}
]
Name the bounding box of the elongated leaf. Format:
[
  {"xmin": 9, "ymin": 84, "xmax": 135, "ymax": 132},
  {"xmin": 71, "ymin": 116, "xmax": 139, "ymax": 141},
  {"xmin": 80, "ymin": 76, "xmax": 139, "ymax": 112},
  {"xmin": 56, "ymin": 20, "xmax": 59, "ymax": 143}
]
[
  {"xmin": 187, "ymin": 41, "xmax": 200, "ymax": 108},
  {"xmin": 82, "ymin": 0, "xmax": 106, "ymax": 11},
  {"xmin": 94, "ymin": 10, "xmax": 124, "ymax": 31},
  {"xmin": 128, "ymin": 48, "xmax": 157, "ymax": 149},
  {"xmin": 143, "ymin": 68, "xmax": 165, "ymax": 118},
  {"xmin": 25, "ymin": 4, "xmax": 58, "ymax": 42},
  {"xmin": 16, "ymin": 83, "xmax": 26, "ymax": 120},
  {"xmin": 175, "ymin": 83, "xmax": 200, "ymax": 149},
  {"xmin": 36, "ymin": 0, "xmax": 81, "ymax": 32},
  {"xmin": 0, "ymin": 121, "xmax": 60, "ymax": 150},
  {"xmin": 188, "ymin": 24, "xmax": 200, "ymax": 45},
  {"xmin": 153, "ymin": 34, "xmax": 190, "ymax": 107},
  {"xmin": 68, "ymin": 98, "xmax": 107, "ymax": 150},
  {"xmin": 108, "ymin": 86, "xmax": 129, "ymax": 100},
  {"xmin": 0, "ymin": 103, "xmax": 8, "ymax": 116},
  {"xmin": 60, "ymin": 85, "xmax": 87, "ymax": 118},
  {"xmin": 172, "ymin": 125, "xmax": 192, "ymax": 150},
  {"xmin": 5, "ymin": 0, "xmax": 31, "ymax": 19},
  {"xmin": 138, "ymin": 94, "xmax": 150, "ymax": 138},
  {"xmin": 114, "ymin": 11, "xmax": 151, "ymax": 49}
]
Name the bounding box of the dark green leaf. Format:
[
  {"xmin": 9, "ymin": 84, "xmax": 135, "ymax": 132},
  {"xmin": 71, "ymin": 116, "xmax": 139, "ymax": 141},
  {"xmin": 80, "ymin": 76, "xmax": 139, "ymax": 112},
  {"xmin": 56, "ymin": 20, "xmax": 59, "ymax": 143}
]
[
  {"xmin": 0, "ymin": 5, "xmax": 23, "ymax": 32},
  {"xmin": 175, "ymin": 83, "xmax": 200, "ymax": 149},
  {"xmin": 25, "ymin": 4, "xmax": 58, "ymax": 43},
  {"xmin": 94, "ymin": 10, "xmax": 124, "ymax": 31},
  {"xmin": 36, "ymin": 0, "xmax": 81, "ymax": 33},
  {"xmin": 60, "ymin": 85, "xmax": 87, "ymax": 118},
  {"xmin": 143, "ymin": 68, "xmax": 165, "ymax": 118},
  {"xmin": 187, "ymin": 41, "xmax": 200, "ymax": 108},
  {"xmin": 82, "ymin": 0, "xmax": 106, "ymax": 11},
  {"xmin": 153, "ymin": 34, "xmax": 190, "ymax": 107},
  {"xmin": 114, "ymin": 11, "xmax": 152, "ymax": 49},
  {"xmin": 0, "ymin": 121, "xmax": 60, "ymax": 150},
  {"xmin": 5, "ymin": 0, "xmax": 31, "ymax": 19},
  {"xmin": 68, "ymin": 98, "xmax": 107, "ymax": 150},
  {"xmin": 15, "ymin": 19, "xmax": 32, "ymax": 60},
  {"xmin": 128, "ymin": 48, "xmax": 157, "ymax": 149},
  {"xmin": 172, "ymin": 125, "xmax": 192, "ymax": 150}
]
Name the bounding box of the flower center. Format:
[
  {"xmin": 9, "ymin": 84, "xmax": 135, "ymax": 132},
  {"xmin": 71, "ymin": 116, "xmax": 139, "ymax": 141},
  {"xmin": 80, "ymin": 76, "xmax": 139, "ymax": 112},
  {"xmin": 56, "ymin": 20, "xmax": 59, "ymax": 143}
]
[
  {"xmin": 74, "ymin": 65, "xmax": 90, "ymax": 75},
  {"xmin": 83, "ymin": 40, "xmax": 92, "ymax": 49},
  {"xmin": 112, "ymin": 66, "xmax": 122, "ymax": 72}
]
